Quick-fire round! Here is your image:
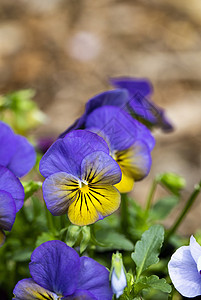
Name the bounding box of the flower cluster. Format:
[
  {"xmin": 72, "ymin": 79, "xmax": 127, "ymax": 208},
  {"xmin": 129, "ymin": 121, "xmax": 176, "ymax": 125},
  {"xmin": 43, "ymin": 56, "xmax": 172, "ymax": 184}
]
[
  {"xmin": 13, "ymin": 240, "xmax": 113, "ymax": 300},
  {"xmin": 40, "ymin": 77, "xmax": 170, "ymax": 226},
  {"xmin": 60, "ymin": 77, "xmax": 173, "ymax": 137},
  {"xmin": 0, "ymin": 121, "xmax": 36, "ymax": 246}
]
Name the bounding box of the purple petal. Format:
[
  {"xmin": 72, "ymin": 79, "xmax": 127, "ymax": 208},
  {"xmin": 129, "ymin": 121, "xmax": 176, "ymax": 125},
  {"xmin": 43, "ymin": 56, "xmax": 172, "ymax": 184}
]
[
  {"xmin": 85, "ymin": 89, "xmax": 129, "ymax": 114},
  {"xmin": 110, "ymin": 78, "xmax": 173, "ymax": 132},
  {"xmin": 40, "ymin": 130, "xmax": 109, "ymax": 178},
  {"xmin": 0, "ymin": 121, "xmax": 16, "ymax": 166},
  {"xmin": 59, "ymin": 90, "xmax": 129, "ymax": 138},
  {"xmin": 0, "ymin": 190, "xmax": 16, "ymax": 231},
  {"xmin": 42, "ymin": 173, "xmax": 80, "ymax": 216},
  {"xmin": 190, "ymin": 235, "xmax": 201, "ymax": 264},
  {"xmin": 0, "ymin": 166, "xmax": 24, "ymax": 212},
  {"xmin": 13, "ymin": 278, "xmax": 58, "ymax": 300},
  {"xmin": 29, "ymin": 240, "xmax": 80, "ymax": 296},
  {"xmin": 65, "ymin": 289, "xmax": 97, "ymax": 300},
  {"xmin": 7, "ymin": 135, "xmax": 36, "ymax": 177},
  {"xmin": 85, "ymin": 106, "xmax": 138, "ymax": 151},
  {"xmin": 132, "ymin": 119, "xmax": 155, "ymax": 151},
  {"xmin": 109, "ymin": 77, "xmax": 153, "ymax": 97},
  {"xmin": 77, "ymin": 257, "xmax": 113, "ymax": 300},
  {"xmin": 128, "ymin": 93, "xmax": 173, "ymax": 132},
  {"xmin": 168, "ymin": 245, "xmax": 201, "ymax": 297},
  {"xmin": 81, "ymin": 151, "xmax": 121, "ymax": 185}
]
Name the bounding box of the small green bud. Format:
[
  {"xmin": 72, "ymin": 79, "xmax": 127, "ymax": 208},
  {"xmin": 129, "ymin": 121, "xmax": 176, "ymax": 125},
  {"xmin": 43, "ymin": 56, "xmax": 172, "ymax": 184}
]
[
  {"xmin": 66, "ymin": 225, "xmax": 81, "ymax": 247},
  {"xmin": 80, "ymin": 226, "xmax": 91, "ymax": 254},
  {"xmin": 157, "ymin": 172, "xmax": 186, "ymax": 195}
]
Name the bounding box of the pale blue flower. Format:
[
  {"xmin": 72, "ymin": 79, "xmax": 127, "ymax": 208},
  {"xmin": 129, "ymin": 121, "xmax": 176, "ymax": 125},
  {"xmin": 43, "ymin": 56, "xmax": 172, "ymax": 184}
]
[{"xmin": 168, "ymin": 235, "xmax": 201, "ymax": 298}]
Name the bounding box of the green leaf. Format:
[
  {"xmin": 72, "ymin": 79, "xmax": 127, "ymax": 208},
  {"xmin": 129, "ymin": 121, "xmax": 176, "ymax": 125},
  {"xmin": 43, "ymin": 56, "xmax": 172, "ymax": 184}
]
[
  {"xmin": 35, "ymin": 232, "xmax": 57, "ymax": 248},
  {"xmin": 131, "ymin": 225, "xmax": 164, "ymax": 279},
  {"xmin": 96, "ymin": 230, "xmax": 134, "ymax": 251},
  {"xmin": 134, "ymin": 275, "xmax": 171, "ymax": 294},
  {"xmin": 150, "ymin": 196, "xmax": 179, "ymax": 220},
  {"xmin": 22, "ymin": 181, "xmax": 42, "ymax": 201}
]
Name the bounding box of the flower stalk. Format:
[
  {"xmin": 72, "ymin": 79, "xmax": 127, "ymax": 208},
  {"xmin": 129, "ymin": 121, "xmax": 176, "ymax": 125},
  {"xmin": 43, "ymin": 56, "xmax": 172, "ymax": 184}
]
[{"xmin": 166, "ymin": 180, "xmax": 201, "ymax": 242}]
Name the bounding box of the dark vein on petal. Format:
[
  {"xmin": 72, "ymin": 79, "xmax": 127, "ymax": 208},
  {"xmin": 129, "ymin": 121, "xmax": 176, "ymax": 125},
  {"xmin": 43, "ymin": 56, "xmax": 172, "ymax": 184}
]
[{"xmin": 89, "ymin": 191, "xmax": 103, "ymax": 205}]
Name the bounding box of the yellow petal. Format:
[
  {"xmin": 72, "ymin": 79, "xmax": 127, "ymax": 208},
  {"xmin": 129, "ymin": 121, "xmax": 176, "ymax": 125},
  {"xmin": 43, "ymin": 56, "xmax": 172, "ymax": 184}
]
[
  {"xmin": 116, "ymin": 141, "xmax": 151, "ymax": 181},
  {"xmin": 68, "ymin": 185, "xmax": 121, "ymax": 226},
  {"xmin": 114, "ymin": 169, "xmax": 134, "ymax": 193}
]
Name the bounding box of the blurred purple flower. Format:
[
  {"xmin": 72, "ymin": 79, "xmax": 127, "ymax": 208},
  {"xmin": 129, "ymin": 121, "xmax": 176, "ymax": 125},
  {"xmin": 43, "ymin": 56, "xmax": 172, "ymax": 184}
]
[
  {"xmin": 0, "ymin": 166, "xmax": 24, "ymax": 247},
  {"xmin": 60, "ymin": 77, "xmax": 173, "ymax": 138},
  {"xmin": 168, "ymin": 235, "xmax": 201, "ymax": 297},
  {"xmin": 0, "ymin": 121, "xmax": 36, "ymax": 177},
  {"xmin": 13, "ymin": 240, "xmax": 113, "ymax": 300},
  {"xmin": 37, "ymin": 136, "xmax": 55, "ymax": 154},
  {"xmin": 110, "ymin": 77, "xmax": 173, "ymax": 132}
]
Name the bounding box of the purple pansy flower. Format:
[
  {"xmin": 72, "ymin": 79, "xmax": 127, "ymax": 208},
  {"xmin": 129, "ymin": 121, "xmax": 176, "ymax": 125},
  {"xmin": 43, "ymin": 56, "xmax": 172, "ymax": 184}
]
[
  {"xmin": 0, "ymin": 121, "xmax": 36, "ymax": 177},
  {"xmin": 60, "ymin": 78, "xmax": 173, "ymax": 138},
  {"xmin": 0, "ymin": 166, "xmax": 24, "ymax": 247},
  {"xmin": 59, "ymin": 89, "xmax": 129, "ymax": 138},
  {"xmin": 85, "ymin": 106, "xmax": 154, "ymax": 193},
  {"xmin": 13, "ymin": 240, "xmax": 113, "ymax": 300},
  {"xmin": 39, "ymin": 130, "xmax": 121, "ymax": 226},
  {"xmin": 110, "ymin": 77, "xmax": 173, "ymax": 132},
  {"xmin": 168, "ymin": 235, "xmax": 201, "ymax": 298}
]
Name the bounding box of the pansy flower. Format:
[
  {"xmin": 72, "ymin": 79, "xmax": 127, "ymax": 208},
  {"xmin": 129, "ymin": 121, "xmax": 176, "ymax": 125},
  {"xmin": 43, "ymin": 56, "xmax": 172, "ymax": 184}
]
[
  {"xmin": 168, "ymin": 235, "xmax": 201, "ymax": 297},
  {"xmin": 59, "ymin": 89, "xmax": 129, "ymax": 138},
  {"xmin": 13, "ymin": 240, "xmax": 113, "ymax": 299},
  {"xmin": 85, "ymin": 106, "xmax": 154, "ymax": 193},
  {"xmin": 0, "ymin": 121, "xmax": 36, "ymax": 177},
  {"xmin": 60, "ymin": 78, "xmax": 173, "ymax": 138},
  {"xmin": 39, "ymin": 130, "xmax": 121, "ymax": 226},
  {"xmin": 110, "ymin": 77, "xmax": 173, "ymax": 132},
  {"xmin": 0, "ymin": 166, "xmax": 24, "ymax": 247}
]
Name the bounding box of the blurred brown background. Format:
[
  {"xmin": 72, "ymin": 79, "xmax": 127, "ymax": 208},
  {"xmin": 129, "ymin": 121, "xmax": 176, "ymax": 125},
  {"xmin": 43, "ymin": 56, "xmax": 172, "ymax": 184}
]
[{"xmin": 0, "ymin": 0, "xmax": 200, "ymax": 235}]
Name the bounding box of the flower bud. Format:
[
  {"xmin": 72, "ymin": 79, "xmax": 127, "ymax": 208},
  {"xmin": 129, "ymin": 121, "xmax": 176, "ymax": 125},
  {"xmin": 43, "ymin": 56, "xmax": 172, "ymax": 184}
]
[
  {"xmin": 111, "ymin": 252, "xmax": 127, "ymax": 298},
  {"xmin": 157, "ymin": 172, "xmax": 186, "ymax": 195},
  {"xmin": 66, "ymin": 225, "xmax": 81, "ymax": 247}
]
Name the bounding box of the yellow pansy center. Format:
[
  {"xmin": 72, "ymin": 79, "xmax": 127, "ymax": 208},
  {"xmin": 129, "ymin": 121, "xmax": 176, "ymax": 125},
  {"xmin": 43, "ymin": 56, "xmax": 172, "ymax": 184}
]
[{"xmin": 79, "ymin": 180, "xmax": 89, "ymax": 193}]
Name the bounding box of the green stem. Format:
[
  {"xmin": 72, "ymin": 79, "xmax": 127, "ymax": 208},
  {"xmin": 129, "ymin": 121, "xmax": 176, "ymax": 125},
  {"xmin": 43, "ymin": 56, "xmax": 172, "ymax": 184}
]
[
  {"xmin": 121, "ymin": 193, "xmax": 129, "ymax": 233},
  {"xmin": 145, "ymin": 179, "xmax": 157, "ymax": 214},
  {"xmin": 45, "ymin": 208, "xmax": 57, "ymax": 235},
  {"xmin": 166, "ymin": 180, "xmax": 201, "ymax": 242}
]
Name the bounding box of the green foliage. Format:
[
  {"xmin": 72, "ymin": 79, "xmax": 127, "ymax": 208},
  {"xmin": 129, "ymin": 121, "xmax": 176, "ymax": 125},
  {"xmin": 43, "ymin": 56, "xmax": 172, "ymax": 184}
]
[
  {"xmin": 134, "ymin": 275, "xmax": 171, "ymax": 294},
  {"xmin": 131, "ymin": 225, "xmax": 164, "ymax": 279},
  {"xmin": 36, "ymin": 232, "xmax": 57, "ymax": 248},
  {"xmin": 149, "ymin": 196, "xmax": 179, "ymax": 220},
  {"xmin": 96, "ymin": 230, "xmax": 134, "ymax": 251},
  {"xmin": 0, "ymin": 89, "xmax": 46, "ymax": 134},
  {"xmin": 22, "ymin": 180, "xmax": 42, "ymax": 201}
]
